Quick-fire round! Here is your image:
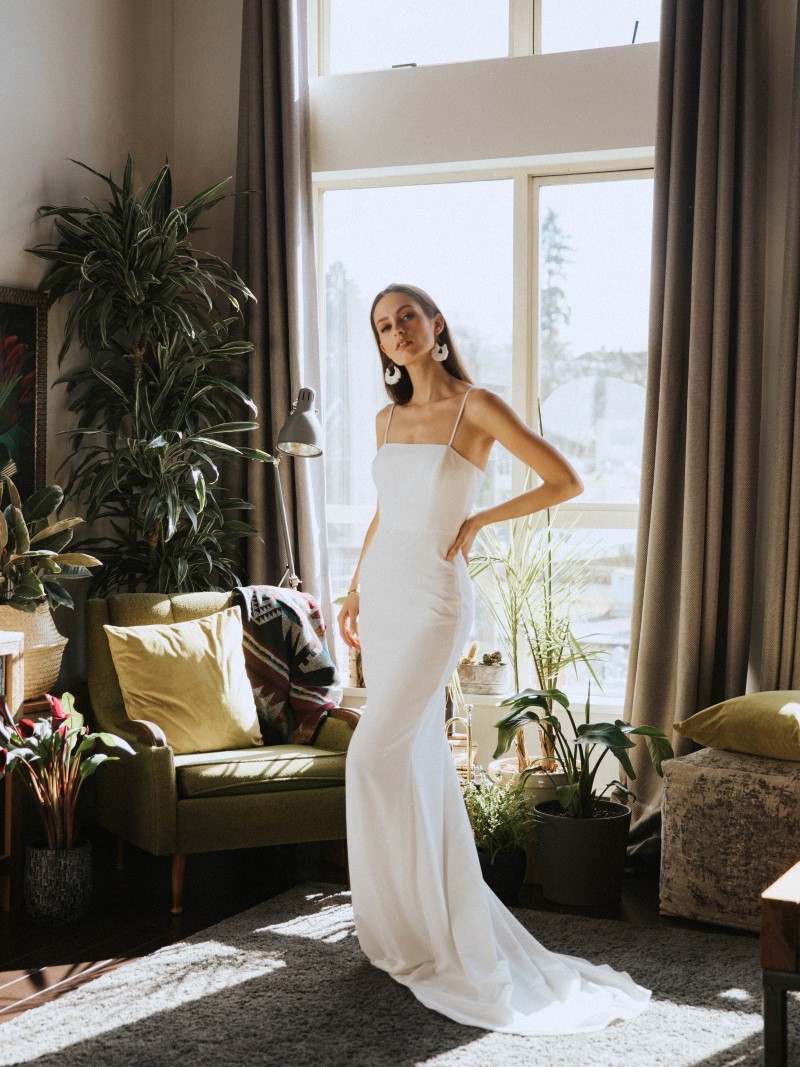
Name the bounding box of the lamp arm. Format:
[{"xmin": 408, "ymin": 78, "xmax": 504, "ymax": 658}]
[{"xmin": 273, "ymin": 457, "xmax": 300, "ymax": 589}]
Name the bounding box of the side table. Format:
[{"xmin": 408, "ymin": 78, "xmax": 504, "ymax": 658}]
[{"xmin": 761, "ymin": 860, "xmax": 800, "ymax": 1066}]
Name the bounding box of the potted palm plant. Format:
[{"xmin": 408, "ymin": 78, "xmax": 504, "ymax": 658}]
[
  {"xmin": 461, "ymin": 772, "xmax": 534, "ymax": 905},
  {"xmin": 0, "ymin": 691, "xmax": 134, "ymax": 923},
  {"xmin": 0, "ymin": 475, "xmax": 101, "ymax": 697},
  {"xmin": 27, "ymin": 154, "xmax": 271, "ymax": 593},
  {"xmin": 494, "ymin": 687, "xmax": 674, "ymax": 905}
]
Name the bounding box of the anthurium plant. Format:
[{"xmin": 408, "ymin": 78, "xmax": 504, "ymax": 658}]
[
  {"xmin": 0, "ymin": 692, "xmax": 134, "ymax": 850},
  {"xmin": 494, "ymin": 687, "xmax": 674, "ymax": 819},
  {"xmin": 0, "ymin": 476, "xmax": 101, "ymax": 611}
]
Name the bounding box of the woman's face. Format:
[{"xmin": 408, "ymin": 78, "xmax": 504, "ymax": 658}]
[{"xmin": 373, "ymin": 293, "xmax": 443, "ymax": 368}]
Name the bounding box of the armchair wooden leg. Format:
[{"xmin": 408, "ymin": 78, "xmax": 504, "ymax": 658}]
[
  {"xmin": 116, "ymin": 838, "xmax": 125, "ymax": 871},
  {"xmin": 171, "ymin": 854, "xmax": 186, "ymax": 915}
]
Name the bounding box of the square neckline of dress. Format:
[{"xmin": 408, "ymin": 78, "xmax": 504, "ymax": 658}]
[{"xmin": 377, "ymin": 386, "xmax": 485, "ymax": 475}]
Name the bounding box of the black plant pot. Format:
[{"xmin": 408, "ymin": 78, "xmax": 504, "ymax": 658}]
[
  {"xmin": 24, "ymin": 840, "xmax": 92, "ymax": 925},
  {"xmin": 478, "ymin": 847, "xmax": 527, "ymax": 905},
  {"xmin": 534, "ymin": 799, "xmax": 631, "ymax": 907}
]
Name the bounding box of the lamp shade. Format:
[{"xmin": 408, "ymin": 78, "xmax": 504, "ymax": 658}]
[{"xmin": 277, "ymin": 387, "xmax": 323, "ymax": 457}]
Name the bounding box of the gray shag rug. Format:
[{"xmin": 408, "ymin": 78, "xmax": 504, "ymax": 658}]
[{"xmin": 0, "ymin": 882, "xmax": 795, "ymax": 1067}]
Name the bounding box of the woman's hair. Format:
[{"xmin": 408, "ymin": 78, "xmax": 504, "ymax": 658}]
[{"xmin": 369, "ymin": 283, "xmax": 473, "ymax": 404}]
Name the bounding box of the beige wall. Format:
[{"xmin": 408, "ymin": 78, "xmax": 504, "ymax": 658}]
[
  {"xmin": 0, "ymin": 0, "xmax": 174, "ymax": 478},
  {"xmin": 172, "ymin": 0, "xmax": 242, "ymax": 263},
  {"xmin": 0, "ymin": 0, "xmax": 242, "ymax": 681}
]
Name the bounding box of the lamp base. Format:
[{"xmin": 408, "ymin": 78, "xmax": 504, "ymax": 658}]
[{"xmin": 278, "ymin": 565, "xmax": 301, "ymax": 590}]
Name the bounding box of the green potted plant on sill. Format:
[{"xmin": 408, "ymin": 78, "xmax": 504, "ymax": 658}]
[
  {"xmin": 0, "ymin": 475, "xmax": 101, "ymax": 698},
  {"xmin": 0, "ymin": 691, "xmax": 134, "ymax": 924},
  {"xmin": 494, "ymin": 686, "xmax": 674, "ymax": 906},
  {"xmin": 470, "ymin": 504, "xmax": 605, "ymax": 777},
  {"xmin": 461, "ymin": 772, "xmax": 535, "ymax": 905}
]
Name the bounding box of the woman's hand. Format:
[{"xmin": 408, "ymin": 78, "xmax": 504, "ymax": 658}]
[
  {"xmin": 446, "ymin": 516, "xmax": 482, "ymax": 562},
  {"xmin": 338, "ymin": 590, "xmax": 361, "ymax": 649}
]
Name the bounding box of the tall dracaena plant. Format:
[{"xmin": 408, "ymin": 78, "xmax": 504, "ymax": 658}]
[{"xmin": 28, "ymin": 155, "xmax": 270, "ymax": 593}]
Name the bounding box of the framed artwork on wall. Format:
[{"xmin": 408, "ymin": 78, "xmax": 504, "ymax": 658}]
[{"xmin": 0, "ymin": 286, "xmax": 47, "ymax": 497}]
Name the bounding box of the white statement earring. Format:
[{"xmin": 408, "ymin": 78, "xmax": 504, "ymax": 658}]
[
  {"xmin": 432, "ymin": 340, "xmax": 449, "ymax": 363},
  {"xmin": 385, "ymin": 362, "xmax": 401, "ymax": 385}
]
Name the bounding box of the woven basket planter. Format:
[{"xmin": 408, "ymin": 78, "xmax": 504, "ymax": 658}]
[
  {"xmin": 25, "ymin": 840, "xmax": 92, "ymax": 925},
  {"xmin": 0, "ymin": 602, "xmax": 68, "ymax": 700}
]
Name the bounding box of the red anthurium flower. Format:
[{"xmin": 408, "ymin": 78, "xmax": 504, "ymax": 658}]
[
  {"xmin": 17, "ymin": 719, "xmax": 35, "ymax": 739},
  {"xmin": 46, "ymin": 694, "xmax": 68, "ymax": 725}
]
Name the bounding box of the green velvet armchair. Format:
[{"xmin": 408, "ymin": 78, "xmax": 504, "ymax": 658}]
[{"xmin": 85, "ymin": 591, "xmax": 358, "ymax": 913}]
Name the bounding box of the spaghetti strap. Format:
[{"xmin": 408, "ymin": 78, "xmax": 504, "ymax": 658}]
[
  {"xmin": 448, "ymin": 387, "xmax": 472, "ymax": 447},
  {"xmin": 383, "ymin": 403, "xmax": 396, "ymax": 445}
]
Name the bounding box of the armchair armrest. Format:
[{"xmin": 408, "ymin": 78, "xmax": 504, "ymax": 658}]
[
  {"xmin": 94, "ymin": 739, "xmax": 178, "ymax": 854},
  {"xmin": 128, "ymin": 718, "xmax": 168, "ymax": 747},
  {"xmin": 329, "ymin": 706, "xmax": 361, "ymax": 731},
  {"xmin": 315, "ymin": 705, "xmax": 361, "ymax": 753}
]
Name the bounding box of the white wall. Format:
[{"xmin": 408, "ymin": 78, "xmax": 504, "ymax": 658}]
[{"xmin": 311, "ymin": 43, "xmax": 658, "ymax": 176}]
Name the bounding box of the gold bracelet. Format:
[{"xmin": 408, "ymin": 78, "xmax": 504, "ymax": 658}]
[{"xmin": 347, "ymin": 587, "xmax": 359, "ymax": 595}]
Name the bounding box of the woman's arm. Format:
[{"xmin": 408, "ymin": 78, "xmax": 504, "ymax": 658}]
[
  {"xmin": 337, "ymin": 407, "xmax": 391, "ymax": 648},
  {"xmin": 445, "ymin": 389, "xmax": 583, "ymax": 562},
  {"xmin": 337, "ymin": 506, "xmax": 379, "ymax": 650}
]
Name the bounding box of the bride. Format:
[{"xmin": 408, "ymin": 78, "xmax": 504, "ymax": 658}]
[{"xmin": 337, "ymin": 283, "xmax": 650, "ymax": 1035}]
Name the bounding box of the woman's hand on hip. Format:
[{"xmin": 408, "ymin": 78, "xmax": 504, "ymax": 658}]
[
  {"xmin": 338, "ymin": 591, "xmax": 361, "ymax": 649},
  {"xmin": 446, "ymin": 516, "xmax": 481, "ymax": 563}
]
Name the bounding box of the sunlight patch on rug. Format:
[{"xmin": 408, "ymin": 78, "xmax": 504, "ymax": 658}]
[
  {"xmin": 0, "ymin": 943, "xmax": 286, "ymax": 1062},
  {"xmin": 257, "ymin": 896, "xmax": 355, "ymax": 944}
]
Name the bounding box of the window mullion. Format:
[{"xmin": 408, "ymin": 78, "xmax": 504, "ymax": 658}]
[{"xmin": 509, "ymin": 0, "xmax": 535, "ymax": 57}]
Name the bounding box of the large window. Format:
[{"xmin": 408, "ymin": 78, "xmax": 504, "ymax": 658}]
[{"xmin": 319, "ymin": 173, "xmax": 653, "ymax": 700}]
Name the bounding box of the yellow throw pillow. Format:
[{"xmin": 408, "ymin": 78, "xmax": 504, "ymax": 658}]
[
  {"xmin": 674, "ymin": 691, "xmax": 800, "ymax": 760},
  {"xmin": 104, "ymin": 606, "xmax": 262, "ymax": 754}
]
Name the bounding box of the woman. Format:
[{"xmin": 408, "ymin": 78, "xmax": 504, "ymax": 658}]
[{"xmin": 338, "ymin": 283, "xmax": 650, "ymax": 1034}]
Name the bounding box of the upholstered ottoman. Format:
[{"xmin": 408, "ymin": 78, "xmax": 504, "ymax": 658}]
[{"xmin": 661, "ymin": 747, "xmax": 800, "ymax": 931}]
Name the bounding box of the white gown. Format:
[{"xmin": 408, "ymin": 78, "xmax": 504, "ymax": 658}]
[{"xmin": 345, "ymin": 387, "xmax": 651, "ymax": 1035}]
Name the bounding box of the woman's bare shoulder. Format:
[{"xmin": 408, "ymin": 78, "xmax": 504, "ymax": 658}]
[
  {"xmin": 375, "ymin": 402, "xmax": 394, "ymax": 429},
  {"xmin": 374, "ymin": 402, "xmax": 393, "ymax": 446},
  {"xmin": 466, "ymin": 386, "xmax": 506, "ymax": 416}
]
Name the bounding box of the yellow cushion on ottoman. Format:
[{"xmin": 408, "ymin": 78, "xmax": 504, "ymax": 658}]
[
  {"xmin": 104, "ymin": 606, "xmax": 261, "ymax": 754},
  {"xmin": 674, "ymin": 691, "xmax": 800, "ymax": 760}
]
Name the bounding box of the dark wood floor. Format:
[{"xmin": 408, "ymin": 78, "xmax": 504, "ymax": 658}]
[{"xmin": 0, "ymin": 825, "xmax": 747, "ymax": 1026}]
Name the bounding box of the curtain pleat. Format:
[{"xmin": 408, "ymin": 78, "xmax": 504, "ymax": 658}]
[
  {"xmin": 624, "ymin": 0, "xmax": 766, "ymax": 857},
  {"xmin": 232, "ymin": 0, "xmax": 333, "ymax": 631},
  {"xmin": 761, "ymin": 11, "xmax": 800, "ymax": 690}
]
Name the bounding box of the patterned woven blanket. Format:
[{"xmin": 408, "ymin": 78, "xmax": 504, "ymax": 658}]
[{"xmin": 233, "ymin": 585, "xmax": 342, "ymax": 746}]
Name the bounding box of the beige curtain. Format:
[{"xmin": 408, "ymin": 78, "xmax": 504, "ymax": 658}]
[
  {"xmin": 624, "ymin": 0, "xmax": 767, "ymax": 857},
  {"xmin": 232, "ymin": 0, "xmax": 333, "ymax": 630},
  {"xmin": 760, "ymin": 10, "xmax": 800, "ymax": 690}
]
